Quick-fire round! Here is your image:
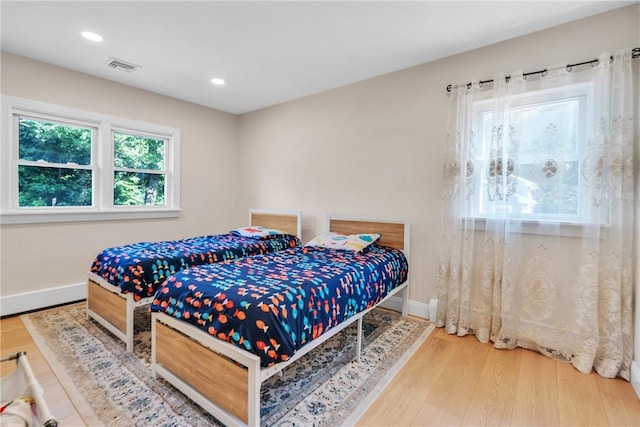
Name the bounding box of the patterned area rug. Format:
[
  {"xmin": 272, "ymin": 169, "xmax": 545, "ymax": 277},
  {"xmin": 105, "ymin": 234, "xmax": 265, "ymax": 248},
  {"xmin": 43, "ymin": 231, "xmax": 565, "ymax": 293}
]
[{"xmin": 21, "ymin": 302, "xmax": 433, "ymax": 426}]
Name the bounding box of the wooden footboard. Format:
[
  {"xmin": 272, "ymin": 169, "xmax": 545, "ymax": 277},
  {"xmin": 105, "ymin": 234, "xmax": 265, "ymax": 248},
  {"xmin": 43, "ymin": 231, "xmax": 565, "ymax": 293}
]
[
  {"xmin": 87, "ymin": 279, "xmax": 127, "ymax": 333},
  {"xmin": 155, "ymin": 321, "xmax": 250, "ymax": 423},
  {"xmin": 152, "ymin": 313, "xmax": 262, "ymax": 426},
  {"xmin": 86, "ymin": 277, "xmax": 150, "ymax": 352}
]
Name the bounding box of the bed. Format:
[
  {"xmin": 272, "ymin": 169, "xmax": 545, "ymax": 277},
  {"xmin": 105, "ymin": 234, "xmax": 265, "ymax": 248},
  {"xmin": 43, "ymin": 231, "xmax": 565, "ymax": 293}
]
[
  {"xmin": 150, "ymin": 214, "xmax": 410, "ymax": 427},
  {"xmin": 86, "ymin": 209, "xmax": 302, "ymax": 352}
]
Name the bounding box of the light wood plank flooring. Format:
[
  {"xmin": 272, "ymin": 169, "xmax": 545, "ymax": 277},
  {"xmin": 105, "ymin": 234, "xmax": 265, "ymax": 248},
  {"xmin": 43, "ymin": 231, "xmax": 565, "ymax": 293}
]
[{"xmin": 2, "ymin": 308, "xmax": 639, "ymax": 426}]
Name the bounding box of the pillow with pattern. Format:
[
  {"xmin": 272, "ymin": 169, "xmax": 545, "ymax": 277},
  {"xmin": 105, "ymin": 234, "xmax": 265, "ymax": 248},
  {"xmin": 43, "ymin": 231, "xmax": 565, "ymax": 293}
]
[
  {"xmin": 230, "ymin": 226, "xmax": 288, "ymax": 239},
  {"xmin": 305, "ymin": 232, "xmax": 380, "ymax": 252}
]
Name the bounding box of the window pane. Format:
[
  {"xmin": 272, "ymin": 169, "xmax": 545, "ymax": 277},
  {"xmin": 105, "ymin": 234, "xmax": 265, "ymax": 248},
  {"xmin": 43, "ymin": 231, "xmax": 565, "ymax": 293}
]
[
  {"xmin": 510, "ymin": 98, "xmax": 580, "ymax": 155},
  {"xmin": 114, "ymin": 171, "xmax": 165, "ymax": 206},
  {"xmin": 18, "ymin": 118, "xmax": 92, "ymax": 165},
  {"xmin": 114, "ymin": 132, "xmax": 165, "ymax": 170},
  {"xmin": 481, "ymin": 98, "xmax": 580, "ymax": 157},
  {"xmin": 518, "ymin": 161, "xmax": 579, "ymax": 216},
  {"xmin": 478, "ymin": 160, "xmax": 580, "ymax": 218},
  {"xmin": 18, "ymin": 165, "xmax": 92, "ymax": 207}
]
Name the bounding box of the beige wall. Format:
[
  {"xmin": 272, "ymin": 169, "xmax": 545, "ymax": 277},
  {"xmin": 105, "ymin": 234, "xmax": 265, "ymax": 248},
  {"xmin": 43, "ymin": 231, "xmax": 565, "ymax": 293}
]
[
  {"xmin": 0, "ymin": 52, "xmax": 241, "ymax": 296},
  {"xmin": 237, "ymin": 5, "xmax": 639, "ymax": 311}
]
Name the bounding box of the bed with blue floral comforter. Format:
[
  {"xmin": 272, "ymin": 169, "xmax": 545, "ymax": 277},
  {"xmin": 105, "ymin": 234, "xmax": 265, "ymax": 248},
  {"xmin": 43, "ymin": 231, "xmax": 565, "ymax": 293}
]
[
  {"xmin": 90, "ymin": 233, "xmax": 300, "ymax": 300},
  {"xmin": 149, "ymin": 244, "xmax": 408, "ymax": 367}
]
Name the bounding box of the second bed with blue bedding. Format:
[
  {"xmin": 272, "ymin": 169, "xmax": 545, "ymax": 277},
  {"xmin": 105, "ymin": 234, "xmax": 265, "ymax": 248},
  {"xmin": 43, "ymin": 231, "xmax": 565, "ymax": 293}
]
[{"xmin": 90, "ymin": 232, "xmax": 300, "ymax": 300}]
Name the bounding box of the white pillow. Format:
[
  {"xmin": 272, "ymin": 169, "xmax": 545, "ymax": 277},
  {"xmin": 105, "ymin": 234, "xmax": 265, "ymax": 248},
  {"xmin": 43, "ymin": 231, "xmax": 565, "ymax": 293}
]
[
  {"xmin": 230, "ymin": 226, "xmax": 287, "ymax": 239},
  {"xmin": 305, "ymin": 232, "xmax": 380, "ymax": 252}
]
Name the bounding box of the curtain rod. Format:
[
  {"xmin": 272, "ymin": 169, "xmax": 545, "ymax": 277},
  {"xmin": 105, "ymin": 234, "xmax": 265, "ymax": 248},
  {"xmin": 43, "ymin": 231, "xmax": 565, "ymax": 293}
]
[{"xmin": 446, "ymin": 47, "xmax": 639, "ymax": 93}]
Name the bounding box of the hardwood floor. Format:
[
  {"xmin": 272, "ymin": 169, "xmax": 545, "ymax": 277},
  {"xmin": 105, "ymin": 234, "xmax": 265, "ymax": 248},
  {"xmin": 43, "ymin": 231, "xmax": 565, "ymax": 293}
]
[
  {"xmin": 358, "ymin": 330, "xmax": 640, "ymax": 427},
  {"xmin": 2, "ymin": 309, "xmax": 639, "ymax": 426}
]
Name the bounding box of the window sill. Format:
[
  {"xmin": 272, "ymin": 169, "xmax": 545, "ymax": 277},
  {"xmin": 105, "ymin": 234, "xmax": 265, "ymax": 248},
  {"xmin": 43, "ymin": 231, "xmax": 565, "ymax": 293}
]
[
  {"xmin": 1, "ymin": 208, "xmax": 181, "ymax": 225},
  {"xmin": 464, "ymin": 217, "xmax": 608, "ymax": 238}
]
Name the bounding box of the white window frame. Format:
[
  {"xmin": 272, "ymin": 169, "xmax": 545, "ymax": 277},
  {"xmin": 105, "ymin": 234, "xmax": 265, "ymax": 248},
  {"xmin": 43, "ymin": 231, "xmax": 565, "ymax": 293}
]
[
  {"xmin": 1, "ymin": 96, "xmax": 181, "ymax": 224},
  {"xmin": 468, "ymin": 82, "xmax": 594, "ymax": 225},
  {"xmin": 111, "ymin": 127, "xmax": 169, "ymax": 207}
]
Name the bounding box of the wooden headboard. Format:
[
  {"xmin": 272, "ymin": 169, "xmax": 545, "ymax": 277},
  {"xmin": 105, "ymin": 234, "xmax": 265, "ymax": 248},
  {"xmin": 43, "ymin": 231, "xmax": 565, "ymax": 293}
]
[
  {"xmin": 328, "ymin": 215, "xmax": 409, "ymax": 252},
  {"xmin": 250, "ymin": 209, "xmax": 302, "ymax": 238}
]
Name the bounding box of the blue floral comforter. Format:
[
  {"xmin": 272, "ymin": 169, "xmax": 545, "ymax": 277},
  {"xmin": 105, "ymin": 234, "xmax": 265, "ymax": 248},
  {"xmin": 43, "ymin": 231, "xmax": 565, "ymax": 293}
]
[
  {"xmin": 149, "ymin": 245, "xmax": 408, "ymax": 367},
  {"xmin": 90, "ymin": 234, "xmax": 300, "ymax": 300}
]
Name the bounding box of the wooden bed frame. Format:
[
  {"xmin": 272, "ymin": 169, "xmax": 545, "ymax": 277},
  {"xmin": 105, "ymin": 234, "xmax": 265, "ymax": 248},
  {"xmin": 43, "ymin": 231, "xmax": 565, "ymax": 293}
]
[
  {"xmin": 86, "ymin": 209, "xmax": 302, "ymax": 352},
  {"xmin": 151, "ymin": 214, "xmax": 410, "ymax": 426}
]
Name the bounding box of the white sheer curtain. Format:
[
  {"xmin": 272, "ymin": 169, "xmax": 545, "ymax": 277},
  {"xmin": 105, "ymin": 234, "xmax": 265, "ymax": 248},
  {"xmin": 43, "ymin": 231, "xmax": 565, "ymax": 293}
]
[{"xmin": 437, "ymin": 49, "xmax": 634, "ymax": 379}]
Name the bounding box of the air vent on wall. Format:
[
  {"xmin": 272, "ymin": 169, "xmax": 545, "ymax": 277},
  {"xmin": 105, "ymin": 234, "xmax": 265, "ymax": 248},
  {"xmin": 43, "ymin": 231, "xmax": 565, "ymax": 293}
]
[{"xmin": 105, "ymin": 57, "xmax": 141, "ymax": 73}]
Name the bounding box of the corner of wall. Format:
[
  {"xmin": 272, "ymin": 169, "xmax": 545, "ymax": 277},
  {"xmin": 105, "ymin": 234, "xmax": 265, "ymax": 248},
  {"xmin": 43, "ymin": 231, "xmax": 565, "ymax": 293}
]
[{"xmin": 380, "ymin": 295, "xmax": 429, "ymax": 320}]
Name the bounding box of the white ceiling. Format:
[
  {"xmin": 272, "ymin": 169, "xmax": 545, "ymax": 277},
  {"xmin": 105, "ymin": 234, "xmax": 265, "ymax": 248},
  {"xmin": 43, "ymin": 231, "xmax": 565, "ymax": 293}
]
[{"xmin": 1, "ymin": 1, "xmax": 634, "ymax": 114}]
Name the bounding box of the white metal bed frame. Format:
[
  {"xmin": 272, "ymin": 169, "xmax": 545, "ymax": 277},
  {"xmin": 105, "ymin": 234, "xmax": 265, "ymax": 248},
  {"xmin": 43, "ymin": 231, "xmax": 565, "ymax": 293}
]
[
  {"xmin": 151, "ymin": 214, "xmax": 410, "ymax": 426},
  {"xmin": 86, "ymin": 208, "xmax": 302, "ymax": 352}
]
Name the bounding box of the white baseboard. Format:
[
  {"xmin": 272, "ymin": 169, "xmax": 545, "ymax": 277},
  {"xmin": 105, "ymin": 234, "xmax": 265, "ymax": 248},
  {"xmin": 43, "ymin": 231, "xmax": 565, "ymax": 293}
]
[
  {"xmin": 631, "ymin": 360, "xmax": 640, "ymax": 400},
  {"xmin": 0, "ymin": 282, "xmax": 86, "ymax": 317},
  {"xmin": 380, "ymin": 295, "xmax": 430, "ymax": 320}
]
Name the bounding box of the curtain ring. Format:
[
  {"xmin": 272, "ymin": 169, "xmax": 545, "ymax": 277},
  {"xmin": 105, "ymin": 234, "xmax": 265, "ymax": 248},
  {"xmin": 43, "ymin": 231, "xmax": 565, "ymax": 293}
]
[
  {"xmin": 566, "ymin": 64, "xmax": 572, "ymax": 72},
  {"xmin": 591, "ymin": 59, "xmax": 600, "ymax": 67},
  {"xmin": 467, "ymin": 82, "xmax": 472, "ymax": 90},
  {"xmin": 478, "ymin": 82, "xmax": 483, "ymax": 88},
  {"xmin": 541, "ymin": 69, "xmax": 548, "ymax": 77}
]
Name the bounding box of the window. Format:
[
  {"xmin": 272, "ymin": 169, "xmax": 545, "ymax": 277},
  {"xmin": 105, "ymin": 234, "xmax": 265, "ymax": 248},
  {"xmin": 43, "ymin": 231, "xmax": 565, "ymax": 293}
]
[
  {"xmin": 469, "ymin": 83, "xmax": 591, "ymax": 223},
  {"xmin": 113, "ymin": 131, "xmax": 167, "ymax": 207},
  {"xmin": 1, "ymin": 96, "xmax": 180, "ymax": 224},
  {"xmin": 17, "ymin": 117, "xmax": 94, "ymax": 207}
]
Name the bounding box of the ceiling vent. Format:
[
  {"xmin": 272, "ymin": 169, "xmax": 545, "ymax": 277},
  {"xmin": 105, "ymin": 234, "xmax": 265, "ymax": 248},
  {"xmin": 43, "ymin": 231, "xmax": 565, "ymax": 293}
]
[{"xmin": 105, "ymin": 57, "xmax": 141, "ymax": 73}]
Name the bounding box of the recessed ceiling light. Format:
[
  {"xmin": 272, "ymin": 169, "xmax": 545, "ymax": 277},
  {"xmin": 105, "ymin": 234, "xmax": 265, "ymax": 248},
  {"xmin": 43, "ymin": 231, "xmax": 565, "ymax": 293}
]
[
  {"xmin": 81, "ymin": 31, "xmax": 103, "ymax": 42},
  {"xmin": 210, "ymin": 78, "xmax": 225, "ymax": 86}
]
